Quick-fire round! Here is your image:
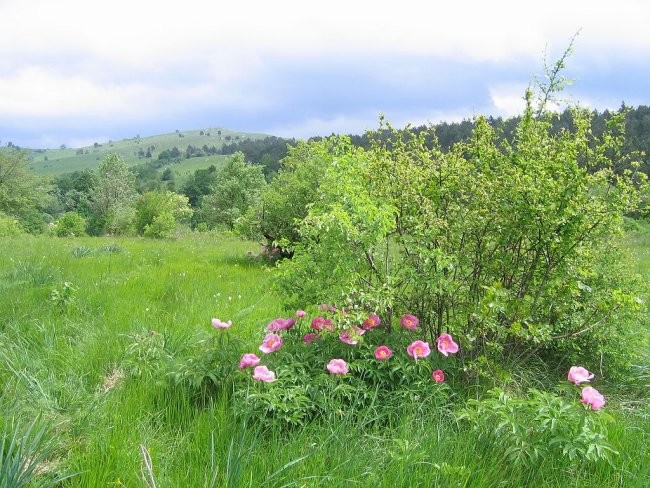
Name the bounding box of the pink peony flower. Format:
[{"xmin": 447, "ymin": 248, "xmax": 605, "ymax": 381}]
[
  {"xmin": 211, "ymin": 318, "xmax": 232, "ymax": 329},
  {"xmin": 407, "ymin": 340, "xmax": 431, "ymax": 359},
  {"xmin": 259, "ymin": 333, "xmax": 283, "ymax": 354},
  {"xmin": 296, "ymin": 309, "xmax": 307, "ymax": 318},
  {"xmin": 252, "ymin": 365, "xmax": 276, "ymax": 382},
  {"xmin": 327, "ymin": 359, "xmax": 348, "ymax": 375},
  {"xmin": 432, "ymin": 369, "xmax": 445, "ymax": 383},
  {"xmin": 568, "ymin": 366, "xmax": 595, "ymax": 385},
  {"xmin": 303, "ymin": 333, "xmax": 321, "ymax": 344},
  {"xmin": 362, "ymin": 314, "xmax": 381, "ymax": 330},
  {"xmin": 581, "ymin": 386, "xmax": 606, "ymax": 410},
  {"xmin": 437, "ymin": 333, "xmax": 459, "ymax": 356},
  {"xmin": 339, "ymin": 326, "xmax": 365, "ymax": 345},
  {"xmin": 311, "ymin": 316, "xmax": 333, "ymax": 332},
  {"xmin": 266, "ymin": 317, "xmax": 296, "ymax": 331},
  {"xmin": 239, "ymin": 353, "xmax": 261, "ymax": 369},
  {"xmin": 374, "ymin": 345, "xmax": 393, "ymax": 360},
  {"xmin": 400, "ymin": 314, "xmax": 419, "ymax": 330}
]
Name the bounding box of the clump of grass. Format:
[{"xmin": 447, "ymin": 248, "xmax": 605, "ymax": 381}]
[
  {"xmin": 71, "ymin": 246, "xmax": 93, "ymax": 258},
  {"xmin": 8, "ymin": 260, "xmax": 59, "ymax": 286},
  {"xmin": 0, "ymin": 415, "xmax": 77, "ymax": 487},
  {"xmin": 98, "ymin": 243, "xmax": 123, "ymax": 254}
]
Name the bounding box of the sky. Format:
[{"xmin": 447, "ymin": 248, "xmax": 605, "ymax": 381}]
[{"xmin": 1, "ymin": 0, "xmax": 649, "ymax": 149}]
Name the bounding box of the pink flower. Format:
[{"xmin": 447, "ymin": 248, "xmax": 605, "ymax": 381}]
[
  {"xmin": 400, "ymin": 314, "xmax": 419, "ymax": 330},
  {"xmin": 303, "ymin": 333, "xmax": 321, "ymax": 344},
  {"xmin": 374, "ymin": 345, "xmax": 393, "ymax": 360},
  {"xmin": 239, "ymin": 353, "xmax": 261, "ymax": 369},
  {"xmin": 318, "ymin": 304, "xmax": 329, "ymax": 311},
  {"xmin": 581, "ymin": 386, "xmax": 606, "ymax": 410},
  {"xmin": 568, "ymin": 366, "xmax": 595, "ymax": 385},
  {"xmin": 266, "ymin": 317, "xmax": 296, "ymax": 331},
  {"xmin": 252, "ymin": 365, "xmax": 276, "ymax": 382},
  {"xmin": 211, "ymin": 318, "xmax": 232, "ymax": 329},
  {"xmin": 362, "ymin": 314, "xmax": 381, "ymax": 330},
  {"xmin": 259, "ymin": 333, "xmax": 283, "ymax": 354},
  {"xmin": 311, "ymin": 316, "xmax": 333, "ymax": 332},
  {"xmin": 437, "ymin": 333, "xmax": 459, "ymax": 356},
  {"xmin": 432, "ymin": 369, "xmax": 445, "ymax": 383},
  {"xmin": 296, "ymin": 310, "xmax": 307, "ymax": 318},
  {"xmin": 327, "ymin": 359, "xmax": 348, "ymax": 375},
  {"xmin": 407, "ymin": 340, "xmax": 431, "ymax": 359},
  {"xmin": 339, "ymin": 326, "xmax": 365, "ymax": 345}
]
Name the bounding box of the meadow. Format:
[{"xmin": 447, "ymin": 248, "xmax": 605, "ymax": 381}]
[
  {"xmin": 0, "ymin": 228, "xmax": 648, "ymax": 487},
  {"xmin": 27, "ymin": 128, "xmax": 266, "ymax": 177}
]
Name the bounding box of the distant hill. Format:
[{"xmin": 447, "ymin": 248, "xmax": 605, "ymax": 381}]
[{"xmin": 27, "ymin": 127, "xmax": 271, "ymax": 177}]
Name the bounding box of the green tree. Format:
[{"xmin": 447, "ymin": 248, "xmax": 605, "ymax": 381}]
[
  {"xmin": 88, "ymin": 154, "xmax": 136, "ymax": 235},
  {"xmin": 195, "ymin": 152, "xmax": 266, "ymax": 230},
  {"xmin": 237, "ymin": 139, "xmax": 335, "ymax": 253},
  {"xmin": 0, "ymin": 149, "xmax": 52, "ymax": 233}
]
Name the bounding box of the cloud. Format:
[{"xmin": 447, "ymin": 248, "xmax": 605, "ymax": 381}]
[{"xmin": 1, "ymin": 0, "xmax": 649, "ymax": 147}]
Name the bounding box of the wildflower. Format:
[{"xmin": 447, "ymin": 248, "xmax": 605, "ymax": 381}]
[
  {"xmin": 327, "ymin": 359, "xmax": 348, "ymax": 375},
  {"xmin": 266, "ymin": 317, "xmax": 296, "ymax": 331},
  {"xmin": 259, "ymin": 333, "xmax": 283, "ymax": 354},
  {"xmin": 374, "ymin": 345, "xmax": 393, "ymax": 360},
  {"xmin": 407, "ymin": 340, "xmax": 431, "ymax": 359},
  {"xmin": 363, "ymin": 314, "xmax": 381, "ymax": 330},
  {"xmin": 311, "ymin": 316, "xmax": 333, "ymax": 332},
  {"xmin": 239, "ymin": 353, "xmax": 261, "ymax": 369},
  {"xmin": 567, "ymin": 366, "xmax": 594, "ymax": 385},
  {"xmin": 437, "ymin": 333, "xmax": 459, "ymax": 356},
  {"xmin": 211, "ymin": 318, "xmax": 232, "ymax": 329},
  {"xmin": 400, "ymin": 314, "xmax": 419, "ymax": 330},
  {"xmin": 581, "ymin": 386, "xmax": 606, "ymax": 410},
  {"xmin": 253, "ymin": 365, "xmax": 276, "ymax": 382},
  {"xmin": 303, "ymin": 333, "xmax": 321, "ymax": 344},
  {"xmin": 340, "ymin": 326, "xmax": 365, "ymax": 345},
  {"xmin": 432, "ymin": 369, "xmax": 445, "ymax": 383},
  {"xmin": 296, "ymin": 309, "xmax": 307, "ymax": 318}
]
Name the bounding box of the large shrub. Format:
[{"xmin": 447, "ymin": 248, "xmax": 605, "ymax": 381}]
[
  {"xmin": 276, "ymin": 92, "xmax": 647, "ymax": 375},
  {"xmin": 53, "ymin": 211, "xmax": 87, "ymax": 237},
  {"xmin": 0, "ymin": 212, "xmax": 23, "ymax": 236},
  {"xmin": 135, "ymin": 191, "xmax": 192, "ymax": 238}
]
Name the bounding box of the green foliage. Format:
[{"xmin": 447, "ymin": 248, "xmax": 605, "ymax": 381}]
[
  {"xmin": 237, "ymin": 139, "xmax": 335, "ymax": 252},
  {"xmin": 88, "ymin": 154, "xmax": 137, "ymax": 235},
  {"xmin": 0, "ymin": 212, "xmax": 23, "ymax": 236},
  {"xmin": 458, "ymin": 387, "xmax": 618, "ymax": 467},
  {"xmin": 277, "ymin": 89, "xmax": 646, "ymax": 375},
  {"xmin": 195, "ymin": 152, "xmax": 267, "ymax": 230},
  {"xmin": 135, "ymin": 191, "xmax": 192, "ymax": 238},
  {"xmin": 53, "ymin": 212, "xmax": 87, "ymax": 237},
  {"xmin": 143, "ymin": 211, "xmax": 176, "ymax": 238},
  {"xmin": 0, "ymin": 149, "xmax": 52, "ymax": 233}
]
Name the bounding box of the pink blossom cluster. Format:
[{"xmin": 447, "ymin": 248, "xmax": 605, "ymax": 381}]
[{"xmin": 567, "ymin": 366, "xmax": 605, "ymax": 410}]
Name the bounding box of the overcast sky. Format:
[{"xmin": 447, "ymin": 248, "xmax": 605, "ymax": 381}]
[{"xmin": 1, "ymin": 0, "xmax": 649, "ymax": 148}]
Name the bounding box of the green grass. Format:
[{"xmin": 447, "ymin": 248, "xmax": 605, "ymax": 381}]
[
  {"xmin": 0, "ymin": 231, "xmax": 648, "ymax": 486},
  {"xmin": 28, "ymin": 128, "xmax": 268, "ymax": 177}
]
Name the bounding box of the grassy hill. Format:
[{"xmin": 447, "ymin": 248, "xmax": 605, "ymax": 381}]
[{"xmin": 28, "ymin": 127, "xmax": 271, "ymax": 178}]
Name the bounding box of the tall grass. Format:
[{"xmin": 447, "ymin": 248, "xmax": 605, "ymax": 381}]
[{"xmin": 0, "ymin": 231, "xmax": 647, "ymax": 486}]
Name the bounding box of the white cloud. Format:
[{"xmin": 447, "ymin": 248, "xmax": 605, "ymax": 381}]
[{"xmin": 489, "ymin": 83, "xmax": 529, "ymax": 118}]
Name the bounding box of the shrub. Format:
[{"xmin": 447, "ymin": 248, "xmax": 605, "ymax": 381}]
[
  {"xmin": 276, "ymin": 87, "xmax": 646, "ymax": 376},
  {"xmin": 53, "ymin": 211, "xmax": 87, "ymax": 237},
  {"xmin": 0, "ymin": 212, "xmax": 23, "ymax": 236},
  {"xmin": 135, "ymin": 191, "xmax": 192, "ymax": 237}
]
